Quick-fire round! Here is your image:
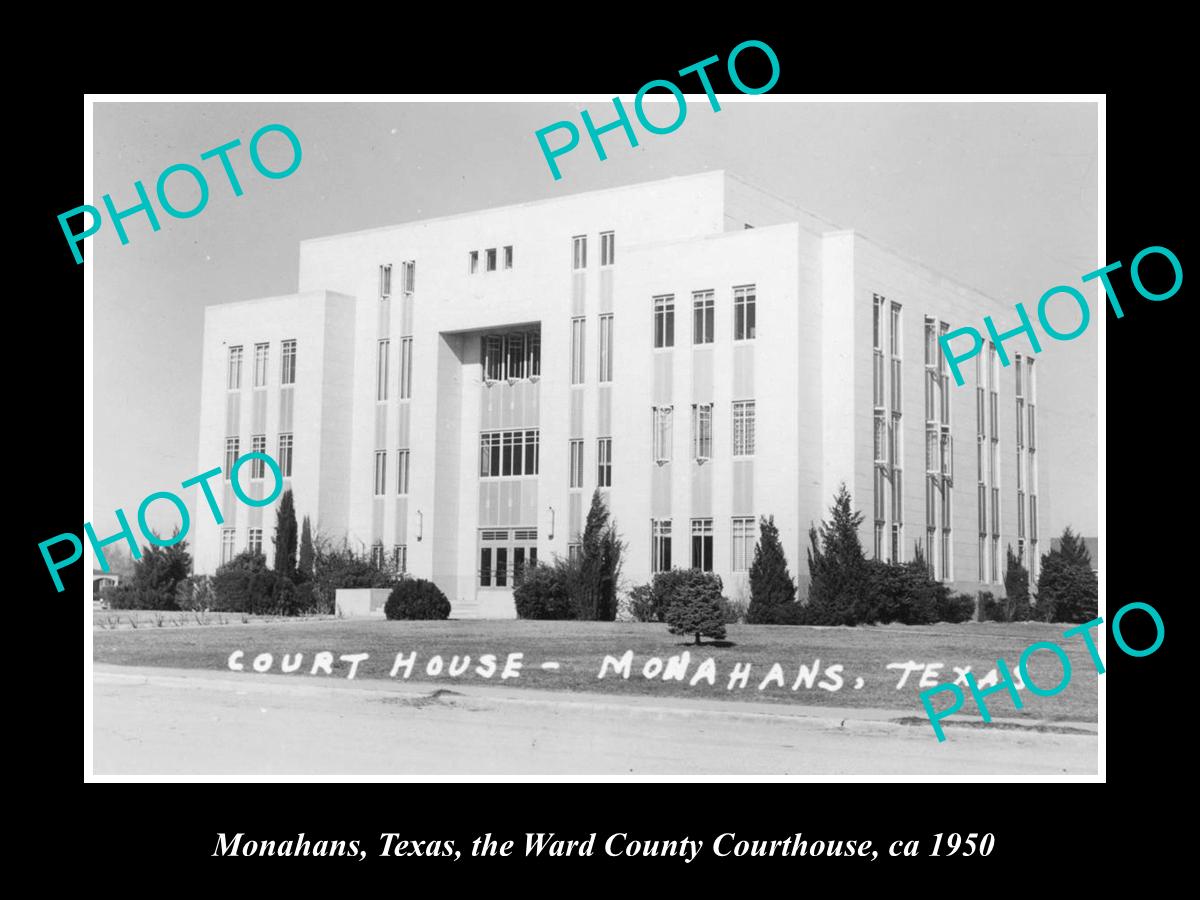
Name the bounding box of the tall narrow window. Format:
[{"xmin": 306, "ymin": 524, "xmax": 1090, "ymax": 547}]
[
  {"xmin": 371, "ymin": 543, "xmax": 385, "ymax": 568},
  {"xmin": 938, "ymin": 321, "xmax": 951, "ymax": 427},
  {"xmin": 692, "ymin": 403, "xmax": 713, "ymax": 461},
  {"xmin": 732, "ymin": 400, "xmax": 756, "ymax": 457},
  {"xmin": 731, "ymin": 517, "xmax": 756, "ymax": 572},
  {"xmin": 227, "ymin": 346, "xmax": 243, "ymax": 390},
  {"xmin": 253, "ymin": 342, "xmax": 269, "ymax": 388},
  {"xmin": 469, "ymin": 251, "xmax": 479, "ymax": 274},
  {"xmin": 483, "ymin": 335, "xmax": 503, "ymax": 382},
  {"xmin": 651, "ymin": 519, "xmax": 672, "ymax": 573},
  {"xmin": 376, "ymin": 339, "xmax": 390, "ymax": 401},
  {"xmin": 280, "ymin": 339, "xmax": 296, "ymax": 386},
  {"xmin": 693, "ymin": 290, "xmax": 715, "ymax": 345},
  {"xmin": 653, "ymin": 295, "xmax": 675, "ymax": 348},
  {"xmin": 941, "ymin": 483, "xmax": 952, "ymax": 580},
  {"xmin": 221, "ymin": 528, "xmax": 236, "ymax": 565},
  {"xmin": 652, "ymin": 406, "xmax": 673, "ymax": 464},
  {"xmin": 505, "ymin": 333, "xmax": 526, "ymax": 381},
  {"xmin": 598, "ymin": 314, "xmax": 613, "ymax": 383},
  {"xmin": 570, "ymin": 317, "xmax": 586, "ymax": 385},
  {"xmin": 503, "ymin": 246, "xmax": 513, "ymax": 269},
  {"xmin": 248, "ymin": 527, "xmax": 262, "ymax": 556},
  {"xmin": 393, "ymin": 545, "xmax": 408, "ymax": 574},
  {"xmin": 374, "ymin": 450, "xmax": 387, "ymax": 496},
  {"xmin": 891, "ymin": 468, "xmax": 903, "ymax": 563},
  {"xmin": 479, "ymin": 548, "xmax": 492, "ymax": 586},
  {"xmin": 402, "ymin": 260, "xmax": 415, "ymax": 293},
  {"xmin": 572, "ymin": 235, "xmax": 587, "ymax": 270},
  {"xmin": 874, "ymin": 296, "xmax": 886, "ymax": 412},
  {"xmin": 224, "ymin": 437, "xmax": 239, "ymax": 480},
  {"xmin": 379, "ymin": 263, "xmax": 392, "ymax": 299},
  {"xmin": 874, "ymin": 467, "xmax": 886, "ymax": 560},
  {"xmin": 278, "ymin": 433, "xmax": 293, "ymax": 477},
  {"xmin": 485, "ymin": 248, "xmax": 497, "ymax": 272},
  {"xmin": 527, "ymin": 332, "xmax": 541, "ymax": 378},
  {"xmin": 251, "ymin": 434, "xmax": 266, "ymax": 479},
  {"xmin": 569, "ymin": 439, "xmax": 584, "ymax": 489},
  {"xmin": 600, "ymin": 230, "xmax": 615, "ymax": 266},
  {"xmin": 691, "ymin": 518, "xmax": 714, "ymax": 571},
  {"xmin": 396, "ymin": 449, "xmax": 410, "ymax": 495},
  {"xmin": 734, "ymin": 285, "xmax": 756, "ymax": 341},
  {"xmin": 399, "ymin": 337, "xmax": 413, "ymax": 398},
  {"xmin": 597, "ymin": 437, "xmax": 612, "ymax": 487}
]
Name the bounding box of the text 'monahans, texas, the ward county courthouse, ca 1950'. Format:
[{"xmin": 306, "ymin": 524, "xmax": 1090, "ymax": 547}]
[{"xmin": 194, "ymin": 171, "xmax": 1044, "ymax": 617}]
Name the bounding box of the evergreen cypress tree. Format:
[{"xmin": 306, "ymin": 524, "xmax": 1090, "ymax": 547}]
[
  {"xmin": 747, "ymin": 515, "xmax": 796, "ymax": 623},
  {"xmin": 1003, "ymin": 544, "xmax": 1032, "ymax": 621},
  {"xmin": 803, "ymin": 484, "xmax": 868, "ymax": 625},
  {"xmin": 1036, "ymin": 526, "xmax": 1098, "ymax": 623},
  {"xmin": 574, "ymin": 490, "xmax": 624, "ymax": 620},
  {"xmin": 272, "ymin": 490, "xmax": 298, "ymax": 581},
  {"xmin": 297, "ymin": 516, "xmax": 315, "ymax": 584}
]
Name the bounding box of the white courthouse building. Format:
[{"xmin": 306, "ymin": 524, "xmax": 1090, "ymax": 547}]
[{"xmin": 194, "ymin": 171, "xmax": 1042, "ymax": 617}]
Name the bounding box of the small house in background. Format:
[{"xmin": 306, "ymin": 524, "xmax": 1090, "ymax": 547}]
[
  {"xmin": 93, "ymin": 570, "xmax": 119, "ymax": 601},
  {"xmin": 1049, "ymin": 536, "xmax": 1099, "ymax": 572}
]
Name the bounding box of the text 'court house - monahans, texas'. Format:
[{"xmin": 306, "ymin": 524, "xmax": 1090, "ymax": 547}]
[{"xmin": 194, "ymin": 171, "xmax": 1044, "ymax": 617}]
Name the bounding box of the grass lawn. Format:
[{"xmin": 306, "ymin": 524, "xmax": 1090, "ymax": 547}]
[{"xmin": 93, "ymin": 618, "xmax": 1098, "ymax": 723}]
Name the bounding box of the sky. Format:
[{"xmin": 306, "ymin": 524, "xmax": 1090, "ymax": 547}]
[{"xmin": 91, "ymin": 99, "xmax": 1098, "ymax": 542}]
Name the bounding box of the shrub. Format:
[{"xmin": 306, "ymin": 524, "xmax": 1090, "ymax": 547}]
[
  {"xmin": 174, "ymin": 575, "xmax": 215, "ymax": 611},
  {"xmin": 938, "ymin": 592, "xmax": 977, "ymax": 624},
  {"xmin": 294, "ymin": 581, "xmax": 321, "ymax": 616},
  {"xmin": 666, "ymin": 578, "xmax": 727, "ymax": 645},
  {"xmin": 720, "ymin": 594, "xmax": 749, "ymax": 625},
  {"xmin": 626, "ymin": 583, "xmax": 657, "ymax": 623},
  {"xmin": 104, "ymin": 539, "xmax": 192, "ymax": 610},
  {"xmin": 310, "ymin": 544, "xmax": 395, "ymax": 613},
  {"xmin": 514, "ymin": 563, "xmax": 575, "ymax": 620},
  {"xmin": 1037, "ymin": 556, "xmax": 1098, "ymax": 623},
  {"xmin": 385, "ymin": 579, "xmax": 451, "ymax": 620},
  {"xmin": 211, "ymin": 552, "xmax": 278, "ymax": 614},
  {"xmin": 272, "ymin": 576, "xmax": 297, "ymax": 615},
  {"xmin": 978, "ymin": 591, "xmax": 1002, "ymax": 621}
]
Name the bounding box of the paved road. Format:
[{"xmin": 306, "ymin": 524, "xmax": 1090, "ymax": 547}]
[{"xmin": 91, "ymin": 666, "xmax": 1097, "ymax": 776}]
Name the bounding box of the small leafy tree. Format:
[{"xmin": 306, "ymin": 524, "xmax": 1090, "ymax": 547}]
[
  {"xmin": 211, "ymin": 551, "xmax": 277, "ymax": 614},
  {"xmin": 297, "ymin": 516, "xmax": 315, "ymax": 584},
  {"xmin": 272, "ymin": 490, "xmax": 298, "ymax": 581},
  {"xmin": 747, "ymin": 515, "xmax": 797, "ymax": 623},
  {"xmin": 514, "ymin": 563, "xmax": 575, "ymax": 620},
  {"xmin": 666, "ymin": 578, "xmax": 727, "ymax": 645}
]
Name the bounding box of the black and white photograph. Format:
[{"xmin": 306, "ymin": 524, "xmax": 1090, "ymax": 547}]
[{"xmin": 81, "ymin": 95, "xmax": 1103, "ymax": 779}]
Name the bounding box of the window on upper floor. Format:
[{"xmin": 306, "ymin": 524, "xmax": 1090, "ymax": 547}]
[
  {"xmin": 480, "ymin": 429, "xmax": 540, "ymax": 478},
  {"xmin": 734, "ymin": 285, "xmax": 756, "ymax": 341},
  {"xmin": 504, "ymin": 246, "xmax": 513, "ymax": 269},
  {"xmin": 280, "ymin": 339, "xmax": 296, "ymax": 385},
  {"xmin": 597, "ymin": 437, "xmax": 612, "ymax": 487},
  {"xmin": 399, "ymin": 337, "xmax": 413, "ymax": 399},
  {"xmin": 600, "ymin": 231, "xmax": 614, "ymax": 266},
  {"xmin": 652, "ymin": 406, "xmax": 673, "ymax": 464},
  {"xmin": 732, "ymin": 400, "xmax": 756, "ymax": 457},
  {"xmin": 376, "ymin": 339, "xmax": 390, "ymax": 401},
  {"xmin": 253, "ymin": 343, "xmax": 269, "ymax": 389},
  {"xmin": 380, "ymin": 264, "xmax": 392, "ymax": 299},
  {"xmin": 570, "ymin": 318, "xmax": 586, "ymax": 385},
  {"xmin": 569, "ymin": 439, "xmax": 584, "ymax": 489},
  {"xmin": 572, "ymin": 235, "xmax": 587, "ymax": 270},
  {"xmin": 468, "ymin": 251, "xmax": 479, "ymax": 274},
  {"xmin": 396, "ymin": 449, "xmax": 410, "ymax": 495},
  {"xmin": 227, "ymin": 346, "xmax": 243, "ymax": 390},
  {"xmin": 374, "ymin": 450, "xmax": 387, "ymax": 496},
  {"xmin": 251, "ymin": 435, "xmax": 266, "ymax": 479},
  {"xmin": 653, "ymin": 295, "xmax": 675, "ymax": 349},
  {"xmin": 402, "ymin": 260, "xmax": 415, "ymax": 294},
  {"xmin": 598, "ymin": 315, "xmax": 613, "ymax": 383},
  {"xmin": 278, "ymin": 433, "xmax": 293, "ymax": 478},
  {"xmin": 224, "ymin": 437, "xmax": 239, "ymax": 480},
  {"xmin": 693, "ymin": 291, "xmax": 715, "ymax": 345},
  {"xmin": 486, "ymin": 248, "xmax": 497, "ymax": 272},
  {"xmin": 692, "ymin": 403, "xmax": 713, "ymax": 462}
]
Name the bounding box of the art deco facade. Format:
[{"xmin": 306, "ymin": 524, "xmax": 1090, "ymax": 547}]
[{"xmin": 194, "ymin": 172, "xmax": 1042, "ymax": 616}]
